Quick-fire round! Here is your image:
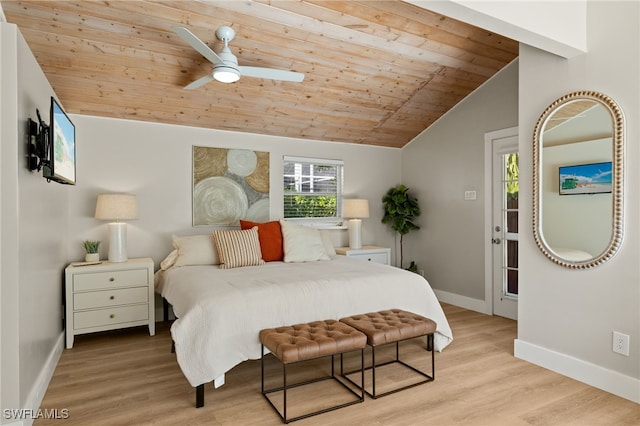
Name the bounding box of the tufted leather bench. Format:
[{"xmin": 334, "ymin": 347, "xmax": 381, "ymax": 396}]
[
  {"xmin": 340, "ymin": 309, "xmax": 437, "ymax": 398},
  {"xmin": 260, "ymin": 320, "xmax": 366, "ymax": 423}
]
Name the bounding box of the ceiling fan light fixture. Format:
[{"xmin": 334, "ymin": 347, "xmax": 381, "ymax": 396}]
[
  {"xmin": 213, "ymin": 66, "xmax": 240, "ymax": 83},
  {"xmin": 172, "ymin": 26, "xmax": 305, "ymax": 88}
]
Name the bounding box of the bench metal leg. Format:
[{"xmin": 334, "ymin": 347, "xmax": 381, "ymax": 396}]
[
  {"xmin": 261, "ymin": 347, "xmax": 364, "ymax": 423},
  {"xmin": 343, "ymin": 333, "xmax": 436, "ymax": 399}
]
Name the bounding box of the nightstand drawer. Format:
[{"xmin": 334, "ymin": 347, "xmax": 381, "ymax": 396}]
[
  {"xmin": 349, "ymin": 252, "xmax": 389, "ymax": 264},
  {"xmin": 73, "ymin": 304, "xmax": 149, "ymax": 330},
  {"xmin": 74, "ymin": 287, "xmax": 148, "ymax": 310},
  {"xmin": 73, "ymin": 269, "xmax": 147, "ymax": 291}
]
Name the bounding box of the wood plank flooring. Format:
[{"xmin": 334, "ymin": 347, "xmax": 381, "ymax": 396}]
[{"xmin": 36, "ymin": 304, "xmax": 639, "ymax": 425}]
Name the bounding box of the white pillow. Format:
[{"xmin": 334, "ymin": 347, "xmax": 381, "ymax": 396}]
[
  {"xmin": 320, "ymin": 230, "xmax": 336, "ymax": 256},
  {"xmin": 172, "ymin": 234, "xmax": 220, "ymax": 267},
  {"xmin": 280, "ymin": 220, "xmax": 330, "ymax": 262},
  {"xmin": 212, "ymin": 227, "xmax": 265, "ymax": 269}
]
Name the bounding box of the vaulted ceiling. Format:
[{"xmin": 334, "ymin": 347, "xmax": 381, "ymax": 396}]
[{"xmin": 2, "ymin": 0, "xmax": 518, "ymax": 148}]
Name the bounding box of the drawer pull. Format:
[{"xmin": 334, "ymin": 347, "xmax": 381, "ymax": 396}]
[
  {"xmin": 109, "ymin": 295, "xmax": 115, "ymax": 300},
  {"xmin": 109, "ymin": 277, "xmax": 115, "ymax": 282},
  {"xmin": 368, "ymin": 258, "xmax": 372, "ymax": 261},
  {"xmin": 109, "ymin": 314, "xmax": 115, "ymax": 319}
]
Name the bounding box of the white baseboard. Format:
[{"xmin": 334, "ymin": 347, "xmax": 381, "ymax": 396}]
[
  {"xmin": 18, "ymin": 332, "xmax": 64, "ymax": 426},
  {"xmin": 433, "ymin": 289, "xmax": 490, "ymax": 314},
  {"xmin": 515, "ymin": 339, "xmax": 640, "ymax": 404}
]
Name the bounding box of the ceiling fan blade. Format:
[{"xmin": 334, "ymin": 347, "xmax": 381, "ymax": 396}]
[
  {"xmin": 184, "ymin": 74, "xmax": 215, "ymax": 90},
  {"xmin": 239, "ymin": 66, "xmax": 305, "ymax": 82},
  {"xmin": 172, "ymin": 26, "xmax": 224, "ymax": 66}
]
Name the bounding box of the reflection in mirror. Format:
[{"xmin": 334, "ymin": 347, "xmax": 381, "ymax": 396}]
[{"xmin": 533, "ymin": 91, "xmax": 624, "ymax": 269}]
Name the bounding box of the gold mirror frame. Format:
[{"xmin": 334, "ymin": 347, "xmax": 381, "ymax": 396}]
[{"xmin": 533, "ymin": 91, "xmax": 624, "ymax": 269}]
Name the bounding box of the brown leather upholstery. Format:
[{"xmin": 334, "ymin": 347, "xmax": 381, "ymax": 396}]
[
  {"xmin": 260, "ymin": 320, "xmax": 366, "ymax": 364},
  {"xmin": 340, "ymin": 309, "xmax": 437, "ymax": 346}
]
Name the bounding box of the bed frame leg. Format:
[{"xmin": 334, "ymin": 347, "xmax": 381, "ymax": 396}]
[
  {"xmin": 427, "ymin": 334, "xmax": 433, "ymax": 352},
  {"xmin": 196, "ymin": 384, "xmax": 204, "ymax": 408},
  {"xmin": 163, "ymin": 298, "xmax": 170, "ymax": 322}
]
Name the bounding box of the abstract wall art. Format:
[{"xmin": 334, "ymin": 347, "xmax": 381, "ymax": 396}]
[{"xmin": 193, "ymin": 146, "xmax": 270, "ymax": 226}]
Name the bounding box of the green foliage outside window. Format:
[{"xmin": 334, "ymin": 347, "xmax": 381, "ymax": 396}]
[
  {"xmin": 283, "ymin": 195, "xmax": 337, "ymax": 218},
  {"xmin": 506, "ymin": 153, "xmax": 519, "ymax": 201}
]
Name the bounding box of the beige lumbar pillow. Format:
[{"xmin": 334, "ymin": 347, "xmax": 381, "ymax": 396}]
[{"xmin": 172, "ymin": 234, "xmax": 220, "ymax": 267}]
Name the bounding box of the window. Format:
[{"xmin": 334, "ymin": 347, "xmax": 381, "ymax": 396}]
[{"xmin": 283, "ymin": 156, "xmax": 343, "ymax": 221}]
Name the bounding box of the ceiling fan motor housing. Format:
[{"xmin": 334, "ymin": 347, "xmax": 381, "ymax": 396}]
[
  {"xmin": 217, "ymin": 46, "xmax": 239, "ymax": 70},
  {"xmin": 213, "ymin": 46, "xmax": 240, "ymax": 82}
]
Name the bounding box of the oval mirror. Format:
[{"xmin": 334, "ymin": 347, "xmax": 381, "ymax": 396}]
[{"xmin": 533, "ymin": 91, "xmax": 624, "ymax": 269}]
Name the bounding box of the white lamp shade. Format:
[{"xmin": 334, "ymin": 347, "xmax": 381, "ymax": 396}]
[
  {"xmin": 343, "ymin": 199, "xmax": 370, "ymax": 219},
  {"xmin": 95, "ymin": 193, "xmax": 138, "ymax": 221}
]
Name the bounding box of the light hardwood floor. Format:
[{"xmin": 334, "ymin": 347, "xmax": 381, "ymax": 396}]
[{"xmin": 36, "ymin": 304, "xmax": 638, "ymax": 425}]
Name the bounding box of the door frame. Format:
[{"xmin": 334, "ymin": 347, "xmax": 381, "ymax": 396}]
[{"xmin": 483, "ymin": 126, "xmax": 518, "ymax": 316}]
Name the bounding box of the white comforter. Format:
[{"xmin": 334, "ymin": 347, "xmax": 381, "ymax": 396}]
[{"xmin": 155, "ymin": 256, "xmax": 453, "ymax": 387}]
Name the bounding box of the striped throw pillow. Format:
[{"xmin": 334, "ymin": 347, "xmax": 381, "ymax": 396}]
[{"xmin": 212, "ymin": 227, "xmax": 265, "ymax": 269}]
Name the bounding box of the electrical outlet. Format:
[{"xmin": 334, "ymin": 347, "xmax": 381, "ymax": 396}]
[{"xmin": 612, "ymin": 331, "xmax": 630, "ymax": 356}]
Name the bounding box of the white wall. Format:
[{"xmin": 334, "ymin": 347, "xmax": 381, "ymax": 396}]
[
  {"xmin": 542, "ymin": 138, "xmax": 612, "ymax": 256},
  {"xmin": 66, "ymin": 116, "xmax": 402, "ymax": 269},
  {"xmin": 1, "ymin": 23, "xmax": 69, "ymax": 424},
  {"xmin": 401, "ymin": 60, "xmax": 518, "ymax": 302},
  {"xmin": 516, "ymin": 1, "xmax": 639, "ymax": 402}
]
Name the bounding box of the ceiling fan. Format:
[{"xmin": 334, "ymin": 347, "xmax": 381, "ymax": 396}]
[{"xmin": 172, "ymin": 26, "xmax": 305, "ymax": 89}]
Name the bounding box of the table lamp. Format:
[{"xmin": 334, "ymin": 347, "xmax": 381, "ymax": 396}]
[
  {"xmin": 343, "ymin": 199, "xmax": 370, "ymax": 249},
  {"xmin": 95, "ymin": 193, "xmax": 138, "ymax": 262}
]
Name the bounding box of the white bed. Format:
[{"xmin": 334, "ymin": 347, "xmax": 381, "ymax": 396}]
[{"xmin": 155, "ymin": 255, "xmax": 453, "ymax": 395}]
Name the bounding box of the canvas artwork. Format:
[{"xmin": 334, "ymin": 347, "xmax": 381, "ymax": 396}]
[
  {"xmin": 193, "ymin": 147, "xmax": 270, "ymax": 226},
  {"xmin": 559, "ymin": 161, "xmax": 612, "ymax": 195}
]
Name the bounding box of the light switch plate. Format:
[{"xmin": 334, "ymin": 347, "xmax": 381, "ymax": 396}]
[{"xmin": 464, "ymin": 190, "xmax": 477, "ymax": 201}]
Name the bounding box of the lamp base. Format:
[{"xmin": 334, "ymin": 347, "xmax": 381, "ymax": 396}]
[
  {"xmin": 107, "ymin": 222, "xmax": 128, "ymax": 263},
  {"xmin": 348, "ymin": 219, "xmax": 363, "ymax": 249}
]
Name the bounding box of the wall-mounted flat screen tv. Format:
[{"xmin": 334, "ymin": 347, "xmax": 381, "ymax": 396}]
[
  {"xmin": 43, "ymin": 97, "xmax": 76, "ymax": 185},
  {"xmin": 559, "ymin": 161, "xmax": 612, "ymax": 195}
]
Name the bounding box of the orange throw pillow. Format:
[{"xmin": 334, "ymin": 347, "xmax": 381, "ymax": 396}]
[{"xmin": 239, "ymin": 220, "xmax": 284, "ymax": 262}]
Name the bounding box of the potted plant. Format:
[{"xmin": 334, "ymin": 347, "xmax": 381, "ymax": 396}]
[
  {"xmin": 82, "ymin": 240, "xmax": 101, "ymax": 262},
  {"xmin": 381, "ymin": 184, "xmax": 421, "ymax": 270}
]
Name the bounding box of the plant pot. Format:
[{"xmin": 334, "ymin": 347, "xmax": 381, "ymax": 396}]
[{"xmin": 85, "ymin": 253, "xmax": 99, "ymax": 262}]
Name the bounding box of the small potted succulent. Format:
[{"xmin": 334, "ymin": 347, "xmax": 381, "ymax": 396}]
[{"xmin": 82, "ymin": 240, "xmax": 101, "ymax": 262}]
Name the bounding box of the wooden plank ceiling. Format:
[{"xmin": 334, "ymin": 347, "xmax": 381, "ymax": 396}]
[{"xmin": 2, "ymin": 0, "xmax": 518, "ymax": 148}]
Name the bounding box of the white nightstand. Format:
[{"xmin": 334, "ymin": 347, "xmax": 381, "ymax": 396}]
[
  {"xmin": 64, "ymin": 257, "xmax": 155, "ymax": 349},
  {"xmin": 335, "ymin": 246, "xmax": 391, "ymax": 265}
]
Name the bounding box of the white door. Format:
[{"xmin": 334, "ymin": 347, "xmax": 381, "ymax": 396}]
[{"xmin": 490, "ymin": 135, "xmax": 519, "ymax": 319}]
